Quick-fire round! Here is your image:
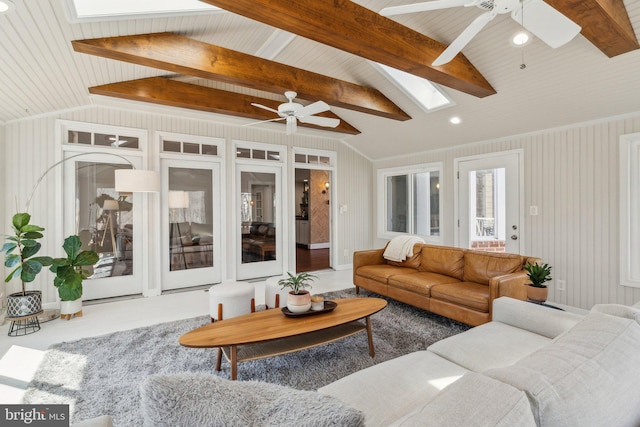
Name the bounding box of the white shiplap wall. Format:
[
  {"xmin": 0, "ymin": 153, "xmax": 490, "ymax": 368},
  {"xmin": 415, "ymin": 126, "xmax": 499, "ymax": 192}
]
[
  {"xmin": 1, "ymin": 104, "xmax": 372, "ymax": 305},
  {"xmin": 373, "ymin": 113, "xmax": 640, "ymax": 309}
]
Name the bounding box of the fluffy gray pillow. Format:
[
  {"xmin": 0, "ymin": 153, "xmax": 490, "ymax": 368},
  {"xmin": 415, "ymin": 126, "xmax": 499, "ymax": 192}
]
[{"xmin": 140, "ymin": 373, "xmax": 365, "ymax": 427}]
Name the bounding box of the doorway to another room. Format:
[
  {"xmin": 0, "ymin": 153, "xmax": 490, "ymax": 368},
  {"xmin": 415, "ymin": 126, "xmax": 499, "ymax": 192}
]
[{"xmin": 295, "ymin": 168, "xmax": 331, "ymax": 273}]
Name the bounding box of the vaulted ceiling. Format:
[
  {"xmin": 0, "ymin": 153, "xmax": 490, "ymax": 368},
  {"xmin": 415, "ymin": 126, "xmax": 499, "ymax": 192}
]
[{"xmin": 1, "ymin": 1, "xmax": 639, "ymax": 159}]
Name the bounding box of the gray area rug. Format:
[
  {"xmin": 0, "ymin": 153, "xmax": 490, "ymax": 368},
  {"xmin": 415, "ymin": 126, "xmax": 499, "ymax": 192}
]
[{"xmin": 23, "ymin": 289, "xmax": 470, "ymax": 426}]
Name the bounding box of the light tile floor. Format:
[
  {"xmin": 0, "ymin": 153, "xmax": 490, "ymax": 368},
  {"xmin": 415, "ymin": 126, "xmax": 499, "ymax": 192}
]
[{"xmin": 0, "ymin": 269, "xmax": 354, "ymax": 403}]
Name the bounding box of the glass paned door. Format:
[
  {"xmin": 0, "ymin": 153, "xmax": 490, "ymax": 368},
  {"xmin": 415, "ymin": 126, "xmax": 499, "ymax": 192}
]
[
  {"xmin": 237, "ymin": 165, "xmax": 282, "ymax": 280},
  {"xmin": 64, "ymin": 156, "xmax": 143, "ymax": 300},
  {"xmin": 162, "ymin": 160, "xmax": 221, "ymax": 290},
  {"xmin": 457, "ymin": 152, "xmax": 522, "ymax": 253}
]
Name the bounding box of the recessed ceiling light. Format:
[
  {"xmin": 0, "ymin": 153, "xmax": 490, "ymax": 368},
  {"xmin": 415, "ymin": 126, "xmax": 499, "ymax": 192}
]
[
  {"xmin": 512, "ymin": 31, "xmax": 530, "ymax": 46},
  {"xmin": 0, "ymin": 0, "xmax": 15, "ymax": 14},
  {"xmin": 450, "ymin": 116, "xmax": 461, "ymax": 125}
]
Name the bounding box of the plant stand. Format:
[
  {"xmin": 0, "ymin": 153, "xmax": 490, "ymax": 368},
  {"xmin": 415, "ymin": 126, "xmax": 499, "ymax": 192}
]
[
  {"xmin": 8, "ymin": 310, "xmax": 43, "ymax": 337},
  {"xmin": 60, "ymin": 310, "xmax": 83, "ymax": 320},
  {"xmin": 60, "ymin": 298, "xmax": 83, "ymax": 320}
]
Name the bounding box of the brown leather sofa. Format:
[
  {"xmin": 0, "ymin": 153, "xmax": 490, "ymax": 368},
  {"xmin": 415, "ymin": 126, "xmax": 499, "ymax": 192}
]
[{"xmin": 354, "ymin": 244, "xmax": 540, "ymax": 326}]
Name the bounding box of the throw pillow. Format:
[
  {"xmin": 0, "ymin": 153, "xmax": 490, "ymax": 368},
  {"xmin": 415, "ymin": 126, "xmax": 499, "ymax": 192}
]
[
  {"xmin": 485, "ymin": 312, "xmax": 640, "ymax": 427},
  {"xmin": 140, "ymin": 373, "xmax": 365, "ymax": 427}
]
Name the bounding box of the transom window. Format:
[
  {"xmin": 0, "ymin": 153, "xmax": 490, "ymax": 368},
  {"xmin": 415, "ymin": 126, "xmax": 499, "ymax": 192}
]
[{"xmin": 378, "ymin": 163, "xmax": 442, "ymax": 241}]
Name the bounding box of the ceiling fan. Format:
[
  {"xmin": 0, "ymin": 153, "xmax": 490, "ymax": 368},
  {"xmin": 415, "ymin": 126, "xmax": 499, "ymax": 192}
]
[
  {"xmin": 246, "ymin": 91, "xmax": 340, "ymax": 135},
  {"xmin": 380, "ymin": 0, "xmax": 581, "ymax": 66}
]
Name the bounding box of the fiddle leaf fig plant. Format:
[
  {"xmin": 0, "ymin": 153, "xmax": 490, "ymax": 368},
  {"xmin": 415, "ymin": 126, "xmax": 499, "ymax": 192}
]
[
  {"xmin": 2, "ymin": 212, "xmax": 53, "ymax": 293},
  {"xmin": 523, "ymin": 262, "xmax": 552, "ymax": 288},
  {"xmin": 278, "ymin": 272, "xmax": 317, "ymax": 295},
  {"xmin": 50, "ymin": 235, "xmax": 99, "ymax": 301}
]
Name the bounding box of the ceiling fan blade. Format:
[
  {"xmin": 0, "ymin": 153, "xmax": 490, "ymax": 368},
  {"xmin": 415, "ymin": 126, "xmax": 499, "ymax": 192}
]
[
  {"xmin": 286, "ymin": 116, "xmax": 297, "ymax": 135},
  {"xmin": 251, "ymin": 102, "xmax": 281, "ymax": 115},
  {"xmin": 432, "ymin": 11, "xmax": 496, "ymax": 66},
  {"xmin": 298, "ymin": 115, "xmax": 341, "ymax": 128},
  {"xmin": 511, "ymin": 0, "xmax": 581, "ymax": 48},
  {"xmin": 296, "ymin": 100, "xmax": 330, "ymax": 118},
  {"xmin": 242, "ymin": 117, "xmax": 285, "ymax": 127},
  {"xmin": 380, "ymin": 0, "xmax": 471, "ymax": 16}
]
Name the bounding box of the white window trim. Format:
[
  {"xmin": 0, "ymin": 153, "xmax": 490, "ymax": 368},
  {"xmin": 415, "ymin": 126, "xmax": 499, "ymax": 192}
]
[
  {"xmin": 620, "ymin": 132, "xmax": 640, "ymax": 288},
  {"xmin": 377, "ymin": 162, "xmax": 443, "ymax": 243}
]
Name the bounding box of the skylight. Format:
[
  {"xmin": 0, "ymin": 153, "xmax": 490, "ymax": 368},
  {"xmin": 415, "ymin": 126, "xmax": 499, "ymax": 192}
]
[
  {"xmin": 373, "ymin": 63, "xmax": 454, "ymax": 113},
  {"xmin": 67, "ymin": 0, "xmax": 220, "ymax": 21}
]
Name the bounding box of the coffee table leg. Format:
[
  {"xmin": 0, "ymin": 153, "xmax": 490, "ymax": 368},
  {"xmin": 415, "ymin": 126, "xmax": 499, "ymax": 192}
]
[
  {"xmin": 366, "ymin": 316, "xmax": 375, "ymax": 358},
  {"xmin": 230, "ymin": 345, "xmax": 238, "ymax": 380},
  {"xmin": 215, "ymin": 347, "xmax": 222, "ymax": 371}
]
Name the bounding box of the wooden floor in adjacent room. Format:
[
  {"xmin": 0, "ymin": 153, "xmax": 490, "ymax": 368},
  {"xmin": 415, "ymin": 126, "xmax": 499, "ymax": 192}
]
[{"xmin": 296, "ymin": 246, "xmax": 330, "ymax": 273}]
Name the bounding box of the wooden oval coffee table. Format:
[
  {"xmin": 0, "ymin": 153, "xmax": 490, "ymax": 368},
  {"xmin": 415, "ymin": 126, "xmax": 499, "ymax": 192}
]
[{"xmin": 179, "ymin": 297, "xmax": 387, "ymax": 380}]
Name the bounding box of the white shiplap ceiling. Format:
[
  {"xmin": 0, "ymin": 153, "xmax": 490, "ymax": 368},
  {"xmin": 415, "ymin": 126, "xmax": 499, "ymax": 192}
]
[{"xmin": 0, "ymin": 0, "xmax": 639, "ymax": 160}]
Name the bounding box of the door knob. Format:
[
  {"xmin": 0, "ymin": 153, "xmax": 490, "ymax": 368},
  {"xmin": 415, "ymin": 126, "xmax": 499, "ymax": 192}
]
[{"xmin": 510, "ymin": 235, "xmax": 518, "ymax": 240}]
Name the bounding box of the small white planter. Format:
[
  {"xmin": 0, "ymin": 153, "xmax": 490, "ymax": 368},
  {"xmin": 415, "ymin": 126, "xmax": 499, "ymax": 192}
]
[
  {"xmin": 287, "ymin": 291, "xmax": 311, "ymax": 313},
  {"xmin": 60, "ymin": 298, "xmax": 83, "ymax": 320}
]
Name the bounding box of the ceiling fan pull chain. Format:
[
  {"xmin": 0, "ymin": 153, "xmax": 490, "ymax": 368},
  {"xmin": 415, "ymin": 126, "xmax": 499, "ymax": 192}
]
[{"xmin": 519, "ymin": 0, "xmax": 526, "ymax": 69}]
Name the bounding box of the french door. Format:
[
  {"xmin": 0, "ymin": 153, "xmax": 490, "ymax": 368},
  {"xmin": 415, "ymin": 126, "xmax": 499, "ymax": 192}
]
[
  {"xmin": 237, "ymin": 164, "xmax": 283, "ymax": 279},
  {"xmin": 63, "ymin": 153, "xmax": 144, "ymax": 300},
  {"xmin": 161, "ymin": 159, "xmax": 222, "ymax": 290},
  {"xmin": 456, "ymin": 151, "xmax": 524, "ymax": 254}
]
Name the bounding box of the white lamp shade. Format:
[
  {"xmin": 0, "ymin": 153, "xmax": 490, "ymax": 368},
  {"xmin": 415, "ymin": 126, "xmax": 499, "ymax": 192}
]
[
  {"xmin": 103, "ymin": 200, "xmax": 119, "ymax": 211},
  {"xmin": 115, "ymin": 169, "xmax": 160, "ymax": 193},
  {"xmin": 168, "ymin": 191, "xmax": 190, "ymax": 209}
]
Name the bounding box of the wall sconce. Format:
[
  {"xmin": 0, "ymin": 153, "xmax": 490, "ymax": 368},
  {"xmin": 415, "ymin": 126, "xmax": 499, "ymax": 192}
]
[{"xmin": 322, "ymin": 181, "xmax": 330, "ymax": 194}]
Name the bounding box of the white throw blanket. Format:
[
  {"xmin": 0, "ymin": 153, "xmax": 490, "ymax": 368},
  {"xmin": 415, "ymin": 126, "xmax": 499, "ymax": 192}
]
[{"xmin": 383, "ymin": 235, "xmax": 425, "ymax": 262}]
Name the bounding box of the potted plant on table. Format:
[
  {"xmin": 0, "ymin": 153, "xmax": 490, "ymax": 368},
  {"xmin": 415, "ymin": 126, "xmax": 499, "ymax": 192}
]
[
  {"xmin": 2, "ymin": 213, "xmax": 53, "ymax": 318},
  {"xmin": 523, "ymin": 261, "xmax": 552, "ymax": 303},
  {"xmin": 278, "ymin": 272, "xmax": 317, "ymax": 313},
  {"xmin": 50, "ymin": 235, "xmax": 99, "ymax": 320}
]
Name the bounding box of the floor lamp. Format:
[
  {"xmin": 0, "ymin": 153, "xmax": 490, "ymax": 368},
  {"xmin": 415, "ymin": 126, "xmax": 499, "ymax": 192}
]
[
  {"xmin": 25, "ymin": 151, "xmax": 160, "ymax": 213},
  {"xmin": 169, "ymin": 191, "xmax": 190, "ymax": 270},
  {"xmin": 101, "ymin": 199, "xmax": 119, "ymax": 253}
]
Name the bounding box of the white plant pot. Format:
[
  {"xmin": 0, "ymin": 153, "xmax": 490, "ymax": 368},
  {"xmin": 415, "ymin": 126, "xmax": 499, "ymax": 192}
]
[
  {"xmin": 60, "ymin": 298, "xmax": 83, "ymax": 316},
  {"xmin": 287, "ymin": 291, "xmax": 311, "ymax": 313}
]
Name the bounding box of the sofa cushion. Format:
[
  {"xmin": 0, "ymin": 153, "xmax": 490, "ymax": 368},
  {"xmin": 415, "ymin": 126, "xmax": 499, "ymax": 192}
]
[
  {"xmin": 386, "ymin": 244, "xmax": 422, "ymax": 269},
  {"xmin": 141, "ymin": 373, "xmax": 365, "ymax": 427},
  {"xmin": 590, "ymin": 303, "xmax": 640, "ymax": 323},
  {"xmin": 463, "ymin": 251, "xmax": 523, "ymax": 285},
  {"xmin": 430, "ymin": 281, "xmax": 490, "ymax": 312},
  {"xmin": 319, "ymin": 351, "xmax": 469, "ymax": 427},
  {"xmin": 418, "ymin": 245, "xmax": 464, "ymax": 280},
  {"xmin": 390, "ymin": 372, "xmax": 536, "ymax": 427},
  {"xmin": 356, "ymin": 264, "xmax": 419, "ymax": 283},
  {"xmin": 492, "ymin": 297, "xmax": 584, "ymax": 339},
  {"xmin": 428, "ymin": 320, "xmax": 551, "ymax": 372},
  {"xmin": 485, "ymin": 312, "xmax": 640, "ymax": 427},
  {"xmin": 388, "ymin": 272, "xmax": 460, "ymax": 296}
]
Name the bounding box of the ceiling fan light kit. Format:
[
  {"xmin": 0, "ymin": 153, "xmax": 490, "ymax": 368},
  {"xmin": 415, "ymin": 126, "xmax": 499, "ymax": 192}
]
[
  {"xmin": 0, "ymin": 0, "xmax": 15, "ymax": 14},
  {"xmin": 246, "ymin": 91, "xmax": 340, "ymax": 135},
  {"xmin": 381, "ymin": 0, "xmax": 582, "ymax": 66}
]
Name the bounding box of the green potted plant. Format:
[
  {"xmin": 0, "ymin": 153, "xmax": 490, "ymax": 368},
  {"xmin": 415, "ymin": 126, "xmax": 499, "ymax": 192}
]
[
  {"xmin": 523, "ymin": 261, "xmax": 552, "ymax": 303},
  {"xmin": 50, "ymin": 235, "xmax": 99, "ymax": 320},
  {"xmin": 2, "ymin": 213, "xmax": 53, "ymax": 318},
  {"xmin": 278, "ymin": 272, "xmax": 317, "ymax": 313}
]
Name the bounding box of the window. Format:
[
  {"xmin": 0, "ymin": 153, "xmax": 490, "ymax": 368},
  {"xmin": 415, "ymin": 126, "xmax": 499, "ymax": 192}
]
[
  {"xmin": 620, "ymin": 133, "xmax": 640, "ymax": 288},
  {"xmin": 378, "ymin": 163, "xmax": 442, "ymax": 241}
]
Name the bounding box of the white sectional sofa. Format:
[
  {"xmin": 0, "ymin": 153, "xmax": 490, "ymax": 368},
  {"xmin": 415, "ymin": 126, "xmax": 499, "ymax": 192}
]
[
  {"xmin": 319, "ymin": 297, "xmax": 640, "ymax": 426},
  {"xmin": 92, "ymin": 296, "xmax": 640, "ymax": 426}
]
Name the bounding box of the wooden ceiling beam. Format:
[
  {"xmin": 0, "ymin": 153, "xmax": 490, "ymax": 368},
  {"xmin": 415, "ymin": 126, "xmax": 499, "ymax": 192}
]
[
  {"xmin": 72, "ymin": 33, "xmax": 408, "ymax": 121},
  {"xmin": 199, "ymin": 0, "xmax": 496, "ymax": 98},
  {"xmin": 547, "ymin": 0, "xmax": 639, "ymax": 57},
  {"xmin": 88, "ymin": 77, "xmax": 360, "ymax": 135}
]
